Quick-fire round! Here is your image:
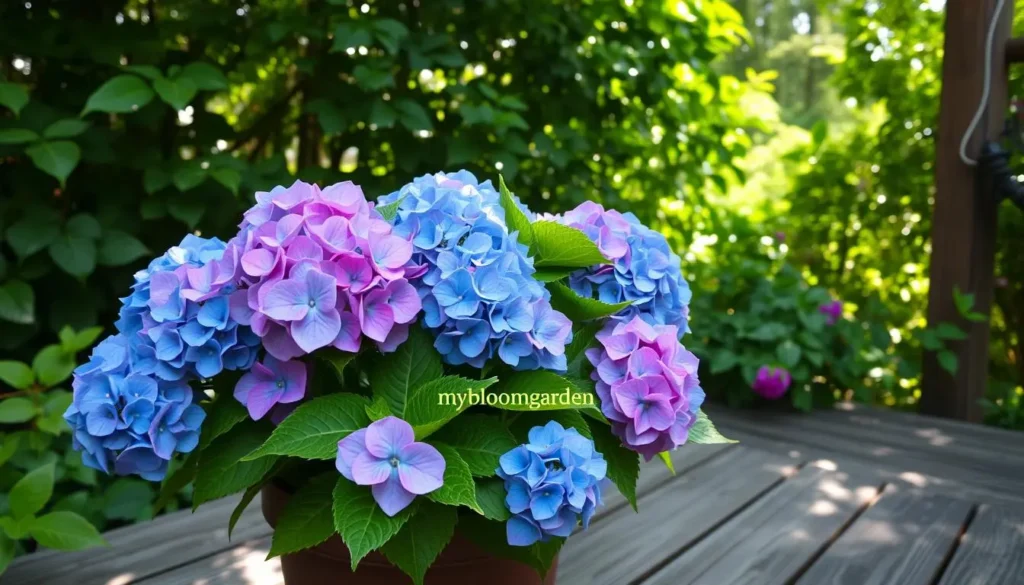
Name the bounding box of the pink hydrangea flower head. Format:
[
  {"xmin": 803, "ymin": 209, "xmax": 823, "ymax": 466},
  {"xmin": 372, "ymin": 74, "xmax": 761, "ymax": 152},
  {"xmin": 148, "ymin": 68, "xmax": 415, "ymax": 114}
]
[{"xmin": 752, "ymin": 366, "xmax": 791, "ymax": 400}]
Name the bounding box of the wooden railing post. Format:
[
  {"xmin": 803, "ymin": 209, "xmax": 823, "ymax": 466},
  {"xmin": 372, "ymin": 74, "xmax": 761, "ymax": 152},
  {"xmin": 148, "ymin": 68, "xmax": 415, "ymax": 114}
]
[{"xmin": 921, "ymin": 0, "xmax": 1012, "ymax": 422}]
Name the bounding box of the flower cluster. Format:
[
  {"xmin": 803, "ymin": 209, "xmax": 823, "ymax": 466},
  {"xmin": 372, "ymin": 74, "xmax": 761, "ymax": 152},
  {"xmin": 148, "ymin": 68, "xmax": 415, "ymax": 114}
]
[
  {"xmin": 379, "ymin": 171, "xmax": 572, "ymax": 370},
  {"xmin": 818, "ymin": 300, "xmax": 843, "ymax": 326},
  {"xmin": 554, "ymin": 201, "xmax": 691, "ymax": 335},
  {"xmin": 752, "ymin": 366, "xmax": 791, "ymax": 399},
  {"xmin": 336, "ymin": 416, "xmax": 445, "ymax": 516},
  {"xmin": 225, "ymin": 180, "xmax": 423, "ymax": 361},
  {"xmin": 586, "ymin": 317, "xmax": 705, "ymax": 460},
  {"xmin": 64, "ymin": 335, "xmax": 205, "ymax": 481},
  {"xmin": 497, "ymin": 421, "xmax": 606, "ymax": 546}
]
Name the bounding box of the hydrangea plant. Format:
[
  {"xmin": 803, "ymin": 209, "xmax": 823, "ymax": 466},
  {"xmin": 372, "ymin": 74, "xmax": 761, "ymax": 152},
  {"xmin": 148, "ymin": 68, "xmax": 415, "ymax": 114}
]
[{"xmin": 65, "ymin": 172, "xmax": 732, "ymax": 584}]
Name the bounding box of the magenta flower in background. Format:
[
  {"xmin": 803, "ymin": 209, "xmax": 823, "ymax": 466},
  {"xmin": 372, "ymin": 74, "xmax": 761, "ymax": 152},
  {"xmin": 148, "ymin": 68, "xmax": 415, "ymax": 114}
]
[
  {"xmin": 223, "ymin": 180, "xmax": 423, "ymax": 360},
  {"xmin": 233, "ymin": 355, "xmax": 307, "ymax": 420},
  {"xmin": 818, "ymin": 300, "xmax": 843, "ymax": 325},
  {"xmin": 336, "ymin": 416, "xmax": 446, "ymax": 516},
  {"xmin": 774, "ymin": 231, "xmax": 786, "ymax": 243},
  {"xmin": 586, "ymin": 317, "xmax": 705, "ymax": 460},
  {"xmin": 752, "ymin": 366, "xmax": 791, "ymax": 400}
]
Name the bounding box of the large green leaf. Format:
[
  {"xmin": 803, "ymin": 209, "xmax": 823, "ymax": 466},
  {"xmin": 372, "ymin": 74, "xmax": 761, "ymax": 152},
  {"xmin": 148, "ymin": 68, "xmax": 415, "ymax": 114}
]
[
  {"xmin": 153, "ymin": 76, "xmax": 198, "ymax": 110},
  {"xmin": 590, "ymin": 423, "xmax": 639, "ymax": 510},
  {"xmin": 193, "ymin": 421, "xmax": 278, "ymax": 507},
  {"xmin": 51, "ymin": 235, "xmax": 97, "ymax": 276},
  {"xmin": 6, "ymin": 211, "xmax": 60, "ymax": 258},
  {"xmin": 405, "ymin": 376, "xmax": 497, "ymax": 438},
  {"xmin": 0, "ymin": 361, "xmax": 34, "ymax": 390},
  {"xmin": 424, "ymin": 443, "xmax": 483, "ymax": 514},
  {"xmin": 498, "ymin": 175, "xmax": 534, "ymax": 246},
  {"xmin": 688, "ymin": 410, "xmax": 737, "ymax": 444},
  {"xmin": 432, "ymin": 414, "xmax": 516, "ymax": 476},
  {"xmin": 180, "ymin": 62, "xmax": 229, "ymax": 90},
  {"xmin": 370, "ymin": 327, "xmax": 443, "ymax": 417},
  {"xmin": 547, "ymin": 282, "xmax": 631, "ymax": 322},
  {"xmin": 530, "ymin": 221, "xmax": 609, "ymax": 268},
  {"xmin": 0, "ymin": 397, "xmax": 38, "ymax": 423},
  {"xmin": 42, "ymin": 119, "xmax": 90, "ymax": 139},
  {"xmin": 380, "ymin": 501, "xmax": 457, "ymax": 585},
  {"xmin": 0, "ymin": 532, "xmax": 14, "ymax": 574},
  {"xmin": 0, "ymin": 280, "xmax": 35, "ymax": 324},
  {"xmin": 26, "ymin": 140, "xmax": 80, "ymax": 186},
  {"xmin": 98, "ymin": 230, "xmax": 149, "ymax": 267},
  {"xmin": 268, "ymin": 473, "xmax": 337, "ymax": 558},
  {"xmin": 101, "ymin": 478, "xmax": 155, "ymax": 521},
  {"xmin": 82, "ymin": 74, "xmax": 154, "ymax": 115},
  {"xmin": 0, "ymin": 128, "xmax": 39, "ymax": 144},
  {"xmin": 489, "ymin": 370, "xmax": 599, "ymax": 412},
  {"xmin": 10, "ymin": 462, "xmax": 55, "ymax": 519},
  {"xmin": 0, "ymin": 82, "xmax": 29, "ymax": 116},
  {"xmin": 474, "ymin": 477, "xmax": 511, "ymax": 521},
  {"xmin": 243, "ymin": 393, "xmax": 369, "ymax": 461},
  {"xmin": 332, "ymin": 478, "xmax": 416, "ymax": 570},
  {"xmin": 198, "ymin": 396, "xmax": 249, "ymax": 450},
  {"xmin": 28, "ymin": 511, "xmax": 106, "ymax": 550},
  {"xmin": 33, "ymin": 344, "xmax": 75, "ymax": 387}
]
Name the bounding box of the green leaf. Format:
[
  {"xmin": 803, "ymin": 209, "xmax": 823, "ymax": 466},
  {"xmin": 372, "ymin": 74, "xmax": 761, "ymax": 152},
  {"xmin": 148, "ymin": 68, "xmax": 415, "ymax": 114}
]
[
  {"xmin": 0, "ymin": 82, "xmax": 29, "ymax": 116},
  {"xmin": 380, "ymin": 501, "xmax": 457, "ymax": 585},
  {"xmin": 28, "ymin": 511, "xmax": 106, "ymax": 550},
  {"xmin": 229, "ymin": 480, "xmax": 266, "ymax": 539},
  {"xmin": 98, "ymin": 230, "xmax": 149, "ymax": 266},
  {"xmin": 938, "ymin": 350, "xmax": 958, "ymax": 375},
  {"xmin": 0, "ymin": 361, "xmax": 34, "ymax": 390},
  {"xmin": 370, "ymin": 327, "xmax": 443, "ymax": 417},
  {"xmin": 953, "ymin": 286, "xmax": 974, "ymax": 316},
  {"xmin": 0, "ymin": 532, "xmax": 14, "ymax": 575},
  {"xmin": 10, "ymin": 462, "xmax": 55, "ymax": 519},
  {"xmin": 688, "ymin": 410, "xmax": 737, "ymax": 444},
  {"xmin": 353, "ymin": 65, "xmax": 394, "ymax": 91},
  {"xmin": 124, "ymin": 65, "xmax": 163, "ymax": 80},
  {"xmin": 26, "ymin": 140, "xmax": 80, "ymax": 186},
  {"xmin": 32, "ymin": 344, "xmax": 75, "ymax": 387},
  {"xmin": 317, "ymin": 348, "xmax": 357, "ymax": 385},
  {"xmin": 306, "ymin": 99, "xmax": 346, "ymax": 135},
  {"xmin": 372, "ymin": 19, "xmax": 410, "ymax": 54},
  {"xmin": 935, "ymin": 322, "xmax": 968, "ymax": 340},
  {"xmin": 58, "ymin": 326, "xmax": 102, "ymax": 353},
  {"xmin": 366, "ymin": 397, "xmax": 391, "ymax": 421},
  {"xmin": 376, "ymin": 196, "xmax": 404, "ymax": 221},
  {"xmin": 369, "ymin": 100, "xmax": 397, "ymax": 129},
  {"xmin": 425, "ymin": 443, "xmax": 483, "ymax": 514},
  {"xmin": 710, "ymin": 350, "xmax": 739, "ymax": 374},
  {"xmin": 546, "ymin": 282, "xmax": 631, "ymax": 322},
  {"xmin": 0, "ymin": 280, "xmax": 35, "ymax": 324},
  {"xmin": 0, "ymin": 397, "xmax": 37, "ymax": 423},
  {"xmin": 490, "ymin": 370, "xmax": 599, "ymax": 412},
  {"xmin": 331, "ymin": 23, "xmax": 374, "ymax": 52},
  {"xmin": 167, "ymin": 198, "xmax": 206, "ymax": 227},
  {"xmin": 198, "ymin": 397, "xmax": 249, "ymax": 450},
  {"xmin": 792, "ymin": 387, "xmax": 813, "ymax": 412},
  {"xmin": 211, "ymin": 168, "xmax": 242, "ymax": 195},
  {"xmin": 269, "ymin": 473, "xmax": 337, "ymax": 558},
  {"xmin": 81, "ymin": 75, "xmax": 154, "ymax": 115},
  {"xmin": 43, "ymin": 119, "xmax": 90, "ymax": 139},
  {"xmin": 332, "ymin": 478, "xmax": 416, "ymax": 570},
  {"xmin": 153, "ymin": 76, "xmax": 197, "ymax": 110},
  {"xmin": 590, "ymin": 423, "xmax": 639, "ymax": 510},
  {"xmin": 918, "ymin": 329, "xmax": 943, "ymax": 351},
  {"xmin": 172, "ymin": 164, "xmax": 207, "ymax": 192},
  {"xmin": 193, "ymin": 421, "xmax": 278, "ymax": 507},
  {"xmin": 405, "ymin": 376, "xmax": 498, "ymax": 438},
  {"xmin": 432, "ymin": 414, "xmax": 517, "ymax": 476},
  {"xmin": 6, "ymin": 212, "xmax": 60, "ymax": 258},
  {"xmin": 533, "ymin": 268, "xmax": 574, "ymax": 282},
  {"xmin": 747, "ymin": 322, "xmax": 788, "ymax": 341},
  {"xmin": 143, "ymin": 168, "xmax": 171, "ymax": 194},
  {"xmin": 66, "ymin": 213, "xmax": 101, "ymax": 239},
  {"xmin": 180, "ymin": 62, "xmax": 229, "ymax": 91},
  {"xmin": 475, "ymin": 477, "xmax": 511, "ymax": 521},
  {"xmin": 0, "ymin": 435, "xmax": 19, "ymax": 469},
  {"xmin": 776, "ymin": 340, "xmax": 802, "ymax": 368},
  {"xmin": 102, "ymin": 478, "xmax": 155, "ymax": 521},
  {"xmin": 243, "ymin": 393, "xmax": 370, "ymax": 460},
  {"xmin": 658, "ymin": 451, "xmax": 676, "ymax": 475},
  {"xmin": 154, "ymin": 453, "xmax": 197, "ymax": 513},
  {"xmin": 0, "ymin": 128, "xmax": 39, "ymax": 144},
  {"xmin": 530, "ymin": 221, "xmax": 609, "ymax": 268},
  {"xmin": 394, "ymin": 98, "xmax": 433, "ymax": 132},
  {"xmin": 498, "ymin": 175, "xmax": 534, "ymax": 246}
]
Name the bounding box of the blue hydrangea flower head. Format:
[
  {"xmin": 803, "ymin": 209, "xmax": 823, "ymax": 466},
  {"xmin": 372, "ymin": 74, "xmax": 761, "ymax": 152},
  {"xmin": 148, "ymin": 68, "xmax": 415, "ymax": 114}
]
[
  {"xmin": 555, "ymin": 201, "xmax": 691, "ymax": 335},
  {"xmin": 380, "ymin": 171, "xmax": 572, "ymax": 370},
  {"xmin": 497, "ymin": 421, "xmax": 606, "ymax": 546}
]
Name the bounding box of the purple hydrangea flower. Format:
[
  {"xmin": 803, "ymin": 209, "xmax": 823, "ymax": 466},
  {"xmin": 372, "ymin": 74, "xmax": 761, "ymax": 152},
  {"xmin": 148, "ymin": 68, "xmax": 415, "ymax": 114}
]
[
  {"xmin": 586, "ymin": 317, "xmax": 705, "ymax": 460},
  {"xmin": 224, "ymin": 180, "xmax": 423, "ymax": 360},
  {"xmin": 497, "ymin": 421, "xmax": 606, "ymax": 546},
  {"xmin": 553, "ymin": 201, "xmax": 691, "ymax": 335},
  {"xmin": 752, "ymin": 366, "xmax": 791, "ymax": 400},
  {"xmin": 335, "ymin": 416, "xmax": 446, "ymax": 516},
  {"xmin": 818, "ymin": 300, "xmax": 843, "ymax": 326},
  {"xmin": 379, "ymin": 171, "xmax": 572, "ymax": 370},
  {"xmin": 233, "ymin": 355, "xmax": 307, "ymax": 420},
  {"xmin": 64, "ymin": 334, "xmax": 204, "ymax": 481}
]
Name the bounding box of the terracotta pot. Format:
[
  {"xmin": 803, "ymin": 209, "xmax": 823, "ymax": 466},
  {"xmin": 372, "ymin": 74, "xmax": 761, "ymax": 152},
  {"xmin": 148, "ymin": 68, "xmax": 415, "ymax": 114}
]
[{"xmin": 261, "ymin": 483, "xmax": 558, "ymax": 585}]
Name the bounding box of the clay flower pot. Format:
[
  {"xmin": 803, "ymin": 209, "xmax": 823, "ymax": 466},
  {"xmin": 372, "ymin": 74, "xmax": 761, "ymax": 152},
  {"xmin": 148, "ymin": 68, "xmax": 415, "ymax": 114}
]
[{"xmin": 261, "ymin": 483, "xmax": 558, "ymax": 585}]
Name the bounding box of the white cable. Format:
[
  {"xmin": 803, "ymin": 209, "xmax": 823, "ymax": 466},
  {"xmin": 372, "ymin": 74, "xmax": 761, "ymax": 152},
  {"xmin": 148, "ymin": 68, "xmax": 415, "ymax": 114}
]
[{"xmin": 959, "ymin": 0, "xmax": 1006, "ymax": 166}]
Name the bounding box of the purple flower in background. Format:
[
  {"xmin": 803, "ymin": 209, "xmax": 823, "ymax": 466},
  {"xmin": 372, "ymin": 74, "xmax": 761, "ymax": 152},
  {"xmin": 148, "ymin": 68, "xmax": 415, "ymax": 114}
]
[
  {"xmin": 818, "ymin": 300, "xmax": 843, "ymax": 325},
  {"xmin": 752, "ymin": 366, "xmax": 791, "ymax": 400},
  {"xmin": 233, "ymin": 355, "xmax": 308, "ymax": 420},
  {"xmin": 775, "ymin": 231, "xmax": 786, "ymax": 243},
  {"xmin": 586, "ymin": 317, "xmax": 705, "ymax": 460},
  {"xmin": 497, "ymin": 421, "xmax": 606, "ymax": 546},
  {"xmin": 553, "ymin": 201, "xmax": 691, "ymax": 336},
  {"xmin": 335, "ymin": 416, "xmax": 445, "ymax": 516}
]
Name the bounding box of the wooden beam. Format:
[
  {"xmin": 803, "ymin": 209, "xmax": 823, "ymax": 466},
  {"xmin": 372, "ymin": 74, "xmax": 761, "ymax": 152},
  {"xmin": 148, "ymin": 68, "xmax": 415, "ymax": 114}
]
[
  {"xmin": 921, "ymin": 0, "xmax": 1012, "ymax": 422},
  {"xmin": 1007, "ymin": 37, "xmax": 1024, "ymax": 63}
]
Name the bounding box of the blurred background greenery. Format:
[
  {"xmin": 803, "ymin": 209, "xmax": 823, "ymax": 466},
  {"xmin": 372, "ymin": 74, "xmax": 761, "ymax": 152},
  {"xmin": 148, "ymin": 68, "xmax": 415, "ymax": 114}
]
[{"xmin": 1, "ymin": 0, "xmax": 1022, "ymax": 546}]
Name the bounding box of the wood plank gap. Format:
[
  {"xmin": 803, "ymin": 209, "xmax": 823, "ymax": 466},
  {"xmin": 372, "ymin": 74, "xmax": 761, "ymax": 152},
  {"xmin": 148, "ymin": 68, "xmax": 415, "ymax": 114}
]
[
  {"xmin": 628, "ymin": 460, "xmax": 808, "ymax": 585},
  {"xmin": 927, "ymin": 503, "xmax": 980, "ymax": 585},
  {"xmin": 124, "ymin": 533, "xmax": 275, "ymax": 585},
  {"xmin": 782, "ymin": 482, "xmax": 888, "ymax": 585}
]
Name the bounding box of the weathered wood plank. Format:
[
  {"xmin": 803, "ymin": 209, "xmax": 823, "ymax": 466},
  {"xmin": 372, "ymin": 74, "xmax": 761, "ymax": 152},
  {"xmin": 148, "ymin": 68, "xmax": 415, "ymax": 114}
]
[
  {"xmin": 643, "ymin": 462, "xmax": 879, "ymax": 585},
  {"xmin": 937, "ymin": 504, "xmax": 1024, "ymax": 585},
  {"xmin": 796, "ymin": 488, "xmax": 972, "ymax": 585},
  {"xmin": 3, "ymin": 494, "xmax": 270, "ymax": 585},
  {"xmin": 132, "ymin": 537, "xmax": 281, "ymax": 585},
  {"xmin": 559, "ymin": 446, "xmax": 796, "ymax": 585}
]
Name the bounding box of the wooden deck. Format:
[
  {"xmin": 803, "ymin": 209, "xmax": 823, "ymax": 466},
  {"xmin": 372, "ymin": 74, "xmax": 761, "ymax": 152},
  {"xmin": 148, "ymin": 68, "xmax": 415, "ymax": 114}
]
[{"xmin": 6, "ymin": 403, "xmax": 1024, "ymax": 585}]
